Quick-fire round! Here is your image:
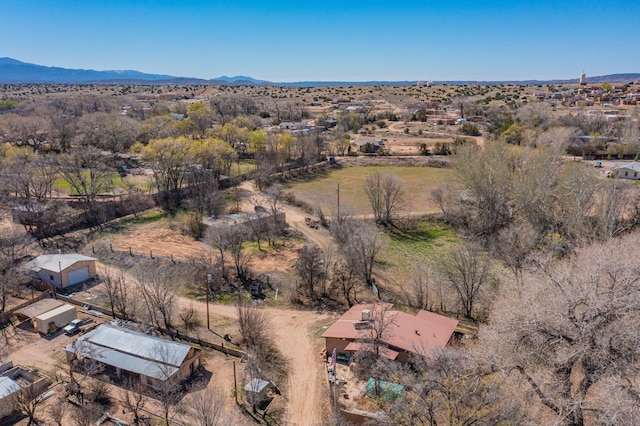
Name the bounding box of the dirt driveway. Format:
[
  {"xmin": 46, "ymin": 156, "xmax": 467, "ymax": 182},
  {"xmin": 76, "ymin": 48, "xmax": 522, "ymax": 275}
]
[
  {"xmin": 238, "ymin": 180, "xmax": 334, "ymax": 250},
  {"xmin": 206, "ymin": 303, "xmax": 334, "ymax": 426},
  {"xmin": 81, "ymin": 265, "xmax": 336, "ymax": 426}
]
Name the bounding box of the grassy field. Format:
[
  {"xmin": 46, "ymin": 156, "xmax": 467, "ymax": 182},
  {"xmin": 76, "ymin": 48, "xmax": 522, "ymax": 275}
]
[
  {"xmin": 286, "ymin": 165, "xmax": 455, "ymax": 216},
  {"xmin": 378, "ymin": 220, "xmax": 458, "ymax": 290},
  {"xmin": 53, "ymin": 172, "xmax": 131, "ymax": 194},
  {"xmin": 231, "ymin": 159, "xmax": 257, "ymax": 176}
]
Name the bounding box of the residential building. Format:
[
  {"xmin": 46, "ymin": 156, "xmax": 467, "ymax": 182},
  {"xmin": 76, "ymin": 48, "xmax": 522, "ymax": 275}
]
[
  {"xmin": 322, "ymin": 303, "xmax": 458, "ymax": 363},
  {"xmin": 613, "ymin": 162, "xmax": 640, "ymax": 180},
  {"xmin": 65, "ymin": 323, "xmax": 202, "ymax": 389}
]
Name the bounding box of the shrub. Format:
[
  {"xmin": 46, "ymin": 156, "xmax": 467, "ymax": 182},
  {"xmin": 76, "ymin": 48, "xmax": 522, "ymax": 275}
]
[{"xmin": 459, "ymin": 123, "xmax": 481, "ymax": 136}]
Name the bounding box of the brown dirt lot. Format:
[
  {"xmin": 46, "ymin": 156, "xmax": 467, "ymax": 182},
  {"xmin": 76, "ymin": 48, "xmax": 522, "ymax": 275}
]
[{"xmin": 111, "ymin": 224, "xmax": 210, "ymax": 260}]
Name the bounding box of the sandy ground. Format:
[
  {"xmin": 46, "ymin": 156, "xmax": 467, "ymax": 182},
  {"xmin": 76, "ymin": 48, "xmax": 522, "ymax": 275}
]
[
  {"xmin": 74, "ymin": 262, "xmax": 336, "ymax": 426},
  {"xmin": 111, "ymin": 225, "xmax": 211, "ymax": 261},
  {"xmin": 207, "ymin": 303, "xmax": 335, "ymax": 426}
]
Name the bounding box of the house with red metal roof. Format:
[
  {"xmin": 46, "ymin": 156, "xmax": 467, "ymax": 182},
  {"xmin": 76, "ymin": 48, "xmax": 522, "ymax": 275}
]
[{"xmin": 322, "ymin": 303, "xmax": 458, "ymax": 363}]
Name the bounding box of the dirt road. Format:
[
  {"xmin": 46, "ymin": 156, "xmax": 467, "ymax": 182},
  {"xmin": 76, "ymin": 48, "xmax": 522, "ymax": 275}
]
[
  {"xmin": 238, "ymin": 180, "xmax": 334, "ymax": 249},
  {"xmin": 83, "ymin": 265, "xmax": 335, "ymax": 426},
  {"xmin": 208, "ymin": 303, "xmax": 333, "ymax": 426}
]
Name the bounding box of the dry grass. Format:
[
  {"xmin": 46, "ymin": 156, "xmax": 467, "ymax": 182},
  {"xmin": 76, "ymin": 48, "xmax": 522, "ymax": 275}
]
[{"xmin": 285, "ymin": 165, "xmax": 454, "ymax": 216}]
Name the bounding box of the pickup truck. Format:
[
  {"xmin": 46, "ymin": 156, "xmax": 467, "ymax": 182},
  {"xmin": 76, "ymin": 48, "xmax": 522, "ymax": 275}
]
[{"xmin": 63, "ymin": 318, "xmax": 92, "ymax": 335}]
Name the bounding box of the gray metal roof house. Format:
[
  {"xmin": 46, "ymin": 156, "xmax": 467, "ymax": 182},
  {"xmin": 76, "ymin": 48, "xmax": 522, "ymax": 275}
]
[
  {"xmin": 64, "ymin": 323, "xmax": 201, "ymax": 389},
  {"xmin": 24, "ymin": 254, "xmax": 98, "ymax": 288}
]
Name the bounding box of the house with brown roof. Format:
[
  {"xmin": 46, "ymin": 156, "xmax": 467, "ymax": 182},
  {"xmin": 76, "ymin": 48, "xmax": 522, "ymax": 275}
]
[{"xmin": 321, "ymin": 303, "xmax": 458, "ymax": 363}]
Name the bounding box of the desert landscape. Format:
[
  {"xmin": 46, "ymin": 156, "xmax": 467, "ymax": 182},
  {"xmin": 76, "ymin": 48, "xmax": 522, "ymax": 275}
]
[{"xmin": 1, "ymin": 2, "xmax": 640, "ymax": 423}]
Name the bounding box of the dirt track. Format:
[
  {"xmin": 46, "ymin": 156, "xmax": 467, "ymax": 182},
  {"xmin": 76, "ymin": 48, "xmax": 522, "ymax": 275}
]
[
  {"xmin": 89, "ymin": 261, "xmax": 335, "ymax": 425},
  {"xmin": 238, "ymin": 180, "xmax": 334, "ymax": 250}
]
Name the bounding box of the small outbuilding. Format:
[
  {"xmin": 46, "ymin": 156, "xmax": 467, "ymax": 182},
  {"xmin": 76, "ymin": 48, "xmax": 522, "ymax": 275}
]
[
  {"xmin": 244, "ymin": 378, "xmax": 279, "ymax": 410},
  {"xmin": 14, "ymin": 299, "xmax": 65, "ymax": 322},
  {"xmin": 24, "ymin": 254, "xmax": 98, "ymax": 288},
  {"xmin": 33, "ymin": 304, "xmax": 77, "ymax": 334}
]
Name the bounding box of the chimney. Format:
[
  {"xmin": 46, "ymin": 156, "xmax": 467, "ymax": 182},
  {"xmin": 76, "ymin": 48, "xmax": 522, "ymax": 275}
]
[{"xmin": 361, "ymin": 309, "xmax": 371, "ymax": 321}]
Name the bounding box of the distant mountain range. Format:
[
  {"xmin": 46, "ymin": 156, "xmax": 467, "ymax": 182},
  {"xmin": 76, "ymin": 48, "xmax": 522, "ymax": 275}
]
[{"xmin": 1, "ymin": 57, "xmax": 638, "ymax": 86}]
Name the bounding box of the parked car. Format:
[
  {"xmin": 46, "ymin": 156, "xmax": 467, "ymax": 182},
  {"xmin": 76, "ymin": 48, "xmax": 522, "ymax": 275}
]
[
  {"xmin": 594, "ymin": 161, "xmax": 602, "ymax": 168},
  {"xmin": 63, "ymin": 318, "xmax": 92, "ymax": 335}
]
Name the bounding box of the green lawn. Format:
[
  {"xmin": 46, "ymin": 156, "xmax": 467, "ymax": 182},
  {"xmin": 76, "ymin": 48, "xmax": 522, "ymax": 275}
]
[
  {"xmin": 286, "ymin": 166, "xmax": 454, "ymax": 216},
  {"xmin": 53, "ymin": 172, "xmax": 128, "ymax": 195},
  {"xmin": 378, "ymin": 220, "xmax": 458, "ymax": 288},
  {"xmin": 231, "ymin": 159, "xmax": 257, "ymax": 176}
]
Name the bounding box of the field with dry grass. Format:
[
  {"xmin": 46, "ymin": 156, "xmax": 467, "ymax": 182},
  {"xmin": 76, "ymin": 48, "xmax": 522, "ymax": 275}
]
[{"xmin": 285, "ymin": 165, "xmax": 454, "ymax": 217}]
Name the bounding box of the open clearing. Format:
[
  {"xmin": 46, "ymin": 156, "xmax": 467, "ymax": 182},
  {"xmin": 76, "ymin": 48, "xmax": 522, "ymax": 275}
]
[
  {"xmin": 377, "ymin": 221, "xmax": 458, "ymax": 291},
  {"xmin": 286, "ymin": 165, "xmax": 454, "ymax": 216}
]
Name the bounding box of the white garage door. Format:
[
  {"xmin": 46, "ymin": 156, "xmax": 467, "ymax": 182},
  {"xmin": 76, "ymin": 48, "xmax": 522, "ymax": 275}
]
[{"xmin": 67, "ymin": 266, "xmax": 90, "ymax": 285}]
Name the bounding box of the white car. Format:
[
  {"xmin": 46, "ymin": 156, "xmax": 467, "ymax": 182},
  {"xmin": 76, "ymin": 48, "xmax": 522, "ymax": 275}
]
[{"xmin": 63, "ymin": 319, "xmax": 85, "ymax": 335}]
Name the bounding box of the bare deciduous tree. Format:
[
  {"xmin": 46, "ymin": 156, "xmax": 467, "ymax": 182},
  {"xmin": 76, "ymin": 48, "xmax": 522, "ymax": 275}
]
[
  {"xmin": 151, "ymin": 343, "xmax": 183, "ymax": 426},
  {"xmin": 406, "ymin": 264, "xmax": 431, "ymax": 310},
  {"xmin": 295, "ymin": 244, "xmax": 326, "ymax": 299},
  {"xmin": 206, "ymin": 226, "xmax": 234, "ymax": 283},
  {"xmin": 13, "ymin": 383, "xmax": 48, "ymax": 426},
  {"xmin": 70, "ymin": 402, "xmax": 103, "ymax": 426},
  {"xmin": 345, "ymin": 222, "xmax": 387, "ymax": 287},
  {"xmin": 101, "ymin": 266, "xmax": 131, "ymax": 319},
  {"xmin": 479, "ymin": 233, "xmax": 640, "ymax": 425},
  {"xmin": 389, "ymin": 348, "xmax": 524, "ymax": 425},
  {"xmin": 363, "ymin": 172, "xmax": 404, "ymax": 225},
  {"xmin": 77, "ymin": 111, "xmax": 140, "ymax": 152},
  {"xmin": 57, "ymin": 147, "xmax": 114, "ymax": 223},
  {"xmin": 228, "ymin": 229, "xmax": 251, "ymax": 279},
  {"xmin": 188, "ymin": 386, "xmax": 227, "ymax": 426},
  {"xmin": 333, "ymin": 259, "xmax": 359, "ymax": 307},
  {"xmin": 330, "ymin": 204, "xmax": 357, "ymax": 247},
  {"xmin": 237, "ymin": 299, "xmax": 272, "ymax": 349},
  {"xmin": 46, "ymin": 397, "xmax": 67, "ymax": 426},
  {"xmin": 120, "ymin": 378, "xmax": 148, "ymax": 425},
  {"xmin": 135, "ymin": 269, "xmax": 177, "ymax": 329},
  {"xmin": 437, "ymin": 244, "xmax": 494, "ymax": 320},
  {"xmin": 361, "ymin": 302, "xmax": 397, "ymax": 359}
]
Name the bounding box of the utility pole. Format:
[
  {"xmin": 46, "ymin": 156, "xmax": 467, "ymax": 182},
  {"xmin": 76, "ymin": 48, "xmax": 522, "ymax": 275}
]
[
  {"xmin": 206, "ymin": 273, "xmax": 212, "ymax": 330},
  {"xmin": 233, "ymin": 360, "xmax": 238, "ymax": 404},
  {"xmin": 336, "ymin": 183, "xmax": 340, "ymax": 221}
]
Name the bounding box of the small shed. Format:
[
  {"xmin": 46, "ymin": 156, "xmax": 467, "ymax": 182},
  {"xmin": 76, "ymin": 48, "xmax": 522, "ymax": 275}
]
[
  {"xmin": 24, "ymin": 254, "xmax": 98, "ymax": 288},
  {"xmin": 244, "ymin": 378, "xmax": 278, "ymax": 407},
  {"xmin": 34, "ymin": 304, "xmax": 76, "ymax": 334},
  {"xmin": 14, "ymin": 299, "xmax": 64, "ymax": 321}
]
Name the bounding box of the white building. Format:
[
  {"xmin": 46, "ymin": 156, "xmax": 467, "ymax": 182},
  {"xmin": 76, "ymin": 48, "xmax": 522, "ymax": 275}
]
[
  {"xmin": 24, "ymin": 254, "xmax": 98, "ymax": 288},
  {"xmin": 613, "ymin": 162, "xmax": 640, "ymax": 180}
]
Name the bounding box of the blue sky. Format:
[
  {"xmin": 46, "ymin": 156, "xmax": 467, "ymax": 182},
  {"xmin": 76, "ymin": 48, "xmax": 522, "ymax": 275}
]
[{"xmin": 2, "ymin": 0, "xmax": 639, "ymax": 82}]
